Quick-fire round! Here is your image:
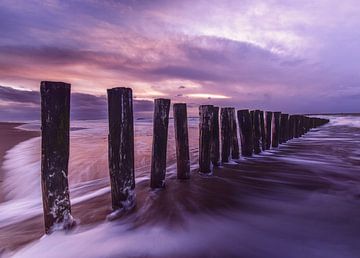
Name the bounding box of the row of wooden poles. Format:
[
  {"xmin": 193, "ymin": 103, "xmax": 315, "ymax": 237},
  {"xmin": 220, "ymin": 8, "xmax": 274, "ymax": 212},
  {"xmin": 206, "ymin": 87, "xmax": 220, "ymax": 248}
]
[{"xmin": 40, "ymin": 81, "xmax": 329, "ymax": 233}]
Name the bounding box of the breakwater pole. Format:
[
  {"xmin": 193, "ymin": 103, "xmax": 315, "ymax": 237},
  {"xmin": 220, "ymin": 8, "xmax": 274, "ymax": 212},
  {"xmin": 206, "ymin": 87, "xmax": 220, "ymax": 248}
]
[
  {"xmin": 199, "ymin": 105, "xmax": 214, "ymax": 174},
  {"xmin": 221, "ymin": 107, "xmax": 232, "ymax": 163},
  {"xmin": 173, "ymin": 103, "xmax": 190, "ymax": 179},
  {"xmin": 229, "ymin": 108, "xmax": 240, "ymax": 159},
  {"xmin": 150, "ymin": 98, "xmax": 171, "ymax": 188},
  {"xmin": 288, "ymin": 115, "xmax": 295, "ymax": 140},
  {"xmin": 294, "ymin": 115, "xmax": 300, "ymax": 138},
  {"xmin": 280, "ymin": 113, "xmax": 289, "ymax": 144},
  {"xmin": 253, "ymin": 110, "xmax": 262, "ymax": 154},
  {"xmin": 260, "ymin": 111, "xmax": 266, "ymax": 150},
  {"xmin": 237, "ymin": 109, "xmax": 253, "ymax": 157},
  {"xmin": 108, "ymin": 87, "xmax": 136, "ymax": 211},
  {"xmin": 211, "ymin": 106, "xmax": 220, "ymax": 167},
  {"xmin": 265, "ymin": 111, "xmax": 272, "ymax": 149},
  {"xmin": 285, "ymin": 114, "xmax": 290, "ymax": 141},
  {"xmin": 300, "ymin": 116, "xmax": 305, "ymax": 136},
  {"xmin": 41, "ymin": 81, "xmax": 74, "ymax": 234},
  {"xmin": 272, "ymin": 112, "xmax": 281, "ymax": 148}
]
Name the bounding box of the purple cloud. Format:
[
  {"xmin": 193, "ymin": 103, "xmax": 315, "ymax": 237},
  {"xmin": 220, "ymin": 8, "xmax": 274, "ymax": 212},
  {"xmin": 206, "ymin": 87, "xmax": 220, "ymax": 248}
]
[{"xmin": 0, "ymin": 0, "xmax": 359, "ymax": 117}]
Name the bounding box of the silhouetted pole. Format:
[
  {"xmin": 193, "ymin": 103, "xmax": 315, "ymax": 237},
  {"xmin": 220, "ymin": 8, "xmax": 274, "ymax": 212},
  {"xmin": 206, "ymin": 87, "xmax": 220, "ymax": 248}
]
[
  {"xmin": 211, "ymin": 106, "xmax": 220, "ymax": 167},
  {"xmin": 107, "ymin": 87, "xmax": 135, "ymax": 210},
  {"xmin": 265, "ymin": 111, "xmax": 272, "ymax": 149},
  {"xmin": 173, "ymin": 103, "xmax": 190, "ymax": 179},
  {"xmin": 253, "ymin": 110, "xmax": 261, "ymax": 154},
  {"xmin": 150, "ymin": 98, "xmax": 171, "ymax": 188},
  {"xmin": 280, "ymin": 113, "xmax": 289, "ymax": 143},
  {"xmin": 285, "ymin": 114, "xmax": 290, "ymax": 142},
  {"xmin": 108, "ymin": 87, "xmax": 135, "ymax": 211},
  {"xmin": 299, "ymin": 115, "xmax": 305, "ymax": 136},
  {"xmin": 41, "ymin": 81, "xmax": 73, "ymax": 234},
  {"xmin": 288, "ymin": 115, "xmax": 295, "ymax": 140},
  {"xmin": 220, "ymin": 107, "xmax": 231, "ymax": 163},
  {"xmin": 260, "ymin": 111, "xmax": 266, "ymax": 150},
  {"xmin": 294, "ymin": 115, "xmax": 300, "ymax": 138},
  {"xmin": 229, "ymin": 108, "xmax": 240, "ymax": 159},
  {"xmin": 305, "ymin": 116, "xmax": 310, "ymax": 133},
  {"xmin": 199, "ymin": 105, "xmax": 213, "ymax": 174},
  {"xmin": 237, "ymin": 109, "xmax": 253, "ymax": 156},
  {"xmin": 272, "ymin": 112, "xmax": 281, "ymax": 147},
  {"xmin": 310, "ymin": 117, "xmax": 315, "ymax": 129}
]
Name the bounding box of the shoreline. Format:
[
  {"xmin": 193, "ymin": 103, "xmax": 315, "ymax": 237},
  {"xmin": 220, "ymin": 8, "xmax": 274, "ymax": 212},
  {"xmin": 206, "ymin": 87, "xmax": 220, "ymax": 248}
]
[{"xmin": 0, "ymin": 123, "xmax": 39, "ymax": 203}]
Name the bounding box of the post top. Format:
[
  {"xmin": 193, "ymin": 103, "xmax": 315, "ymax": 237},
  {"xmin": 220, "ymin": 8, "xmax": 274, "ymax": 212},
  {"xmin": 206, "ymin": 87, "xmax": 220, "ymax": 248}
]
[
  {"xmin": 173, "ymin": 103, "xmax": 186, "ymax": 107},
  {"xmin": 40, "ymin": 81, "xmax": 71, "ymax": 90},
  {"xmin": 107, "ymin": 87, "xmax": 132, "ymax": 92},
  {"xmin": 154, "ymin": 98, "xmax": 171, "ymax": 103}
]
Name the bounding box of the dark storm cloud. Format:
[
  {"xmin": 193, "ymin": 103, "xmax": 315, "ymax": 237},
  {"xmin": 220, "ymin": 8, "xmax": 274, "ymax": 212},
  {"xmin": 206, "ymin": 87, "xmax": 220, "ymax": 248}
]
[{"xmin": 0, "ymin": 86, "xmax": 153, "ymax": 121}]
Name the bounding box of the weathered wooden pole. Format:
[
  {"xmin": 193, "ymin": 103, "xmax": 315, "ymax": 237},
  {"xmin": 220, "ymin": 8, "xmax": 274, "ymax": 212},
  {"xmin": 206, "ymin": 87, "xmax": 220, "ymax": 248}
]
[
  {"xmin": 41, "ymin": 81, "xmax": 74, "ymax": 234},
  {"xmin": 288, "ymin": 115, "xmax": 295, "ymax": 140},
  {"xmin": 173, "ymin": 103, "xmax": 190, "ymax": 179},
  {"xmin": 301, "ymin": 115, "xmax": 306, "ymax": 136},
  {"xmin": 299, "ymin": 115, "xmax": 304, "ymax": 136},
  {"xmin": 237, "ymin": 109, "xmax": 253, "ymax": 157},
  {"xmin": 260, "ymin": 111, "xmax": 266, "ymax": 150},
  {"xmin": 108, "ymin": 87, "xmax": 135, "ymax": 211},
  {"xmin": 265, "ymin": 111, "xmax": 272, "ymax": 149},
  {"xmin": 229, "ymin": 108, "xmax": 240, "ymax": 159},
  {"xmin": 199, "ymin": 105, "xmax": 213, "ymax": 174},
  {"xmin": 280, "ymin": 113, "xmax": 289, "ymax": 144},
  {"xmin": 272, "ymin": 112, "xmax": 281, "ymax": 148},
  {"xmin": 294, "ymin": 115, "xmax": 300, "ymax": 138},
  {"xmin": 253, "ymin": 110, "xmax": 261, "ymax": 154},
  {"xmin": 220, "ymin": 107, "xmax": 231, "ymax": 163},
  {"xmin": 211, "ymin": 106, "xmax": 220, "ymax": 167},
  {"xmin": 305, "ymin": 116, "xmax": 311, "ymax": 133},
  {"xmin": 150, "ymin": 98, "xmax": 171, "ymax": 188}
]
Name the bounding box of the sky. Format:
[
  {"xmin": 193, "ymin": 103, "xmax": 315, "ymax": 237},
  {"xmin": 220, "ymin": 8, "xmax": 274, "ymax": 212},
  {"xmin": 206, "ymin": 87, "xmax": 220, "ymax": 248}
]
[{"xmin": 0, "ymin": 0, "xmax": 359, "ymax": 120}]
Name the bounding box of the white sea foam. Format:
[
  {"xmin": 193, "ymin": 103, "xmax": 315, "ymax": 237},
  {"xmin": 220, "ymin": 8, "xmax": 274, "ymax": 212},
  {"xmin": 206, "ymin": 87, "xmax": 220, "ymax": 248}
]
[
  {"xmin": 2, "ymin": 115, "xmax": 360, "ymax": 257},
  {"xmin": 6, "ymin": 193, "xmax": 360, "ymax": 258}
]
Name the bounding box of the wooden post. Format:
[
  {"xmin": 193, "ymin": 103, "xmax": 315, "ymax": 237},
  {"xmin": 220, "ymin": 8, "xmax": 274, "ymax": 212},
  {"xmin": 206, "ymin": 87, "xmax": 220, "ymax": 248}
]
[
  {"xmin": 211, "ymin": 106, "xmax": 220, "ymax": 166},
  {"xmin": 41, "ymin": 81, "xmax": 74, "ymax": 234},
  {"xmin": 265, "ymin": 111, "xmax": 272, "ymax": 149},
  {"xmin": 173, "ymin": 103, "xmax": 190, "ymax": 179},
  {"xmin": 150, "ymin": 98, "xmax": 171, "ymax": 188},
  {"xmin": 288, "ymin": 115, "xmax": 295, "ymax": 140},
  {"xmin": 305, "ymin": 116, "xmax": 310, "ymax": 133},
  {"xmin": 300, "ymin": 115, "xmax": 306, "ymax": 136},
  {"xmin": 199, "ymin": 105, "xmax": 213, "ymax": 174},
  {"xmin": 253, "ymin": 110, "xmax": 261, "ymax": 154},
  {"xmin": 220, "ymin": 107, "xmax": 231, "ymax": 163},
  {"xmin": 237, "ymin": 109, "xmax": 253, "ymax": 157},
  {"xmin": 272, "ymin": 112, "xmax": 281, "ymax": 148},
  {"xmin": 108, "ymin": 87, "xmax": 135, "ymax": 211},
  {"xmin": 280, "ymin": 114, "xmax": 289, "ymax": 144},
  {"xmin": 229, "ymin": 108, "xmax": 240, "ymax": 159},
  {"xmin": 294, "ymin": 115, "xmax": 300, "ymax": 138},
  {"xmin": 260, "ymin": 111, "xmax": 266, "ymax": 150}
]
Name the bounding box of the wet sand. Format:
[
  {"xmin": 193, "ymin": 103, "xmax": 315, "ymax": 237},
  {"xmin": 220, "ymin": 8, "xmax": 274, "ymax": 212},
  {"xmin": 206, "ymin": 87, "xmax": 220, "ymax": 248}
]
[{"xmin": 0, "ymin": 123, "xmax": 39, "ymax": 203}]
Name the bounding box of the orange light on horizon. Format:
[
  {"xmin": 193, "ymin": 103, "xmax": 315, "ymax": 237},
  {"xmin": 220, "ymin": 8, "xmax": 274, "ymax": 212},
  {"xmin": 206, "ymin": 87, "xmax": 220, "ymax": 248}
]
[{"xmin": 186, "ymin": 93, "xmax": 230, "ymax": 99}]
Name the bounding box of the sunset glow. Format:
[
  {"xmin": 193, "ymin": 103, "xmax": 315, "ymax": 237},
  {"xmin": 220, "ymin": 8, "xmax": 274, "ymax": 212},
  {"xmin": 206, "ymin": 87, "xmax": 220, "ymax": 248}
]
[{"xmin": 0, "ymin": 0, "xmax": 359, "ymax": 120}]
